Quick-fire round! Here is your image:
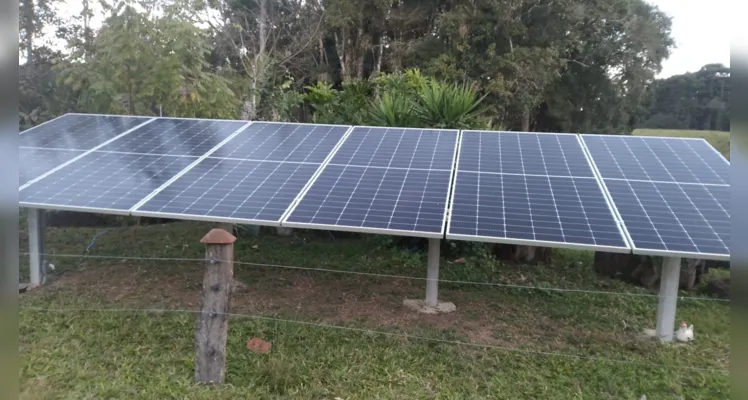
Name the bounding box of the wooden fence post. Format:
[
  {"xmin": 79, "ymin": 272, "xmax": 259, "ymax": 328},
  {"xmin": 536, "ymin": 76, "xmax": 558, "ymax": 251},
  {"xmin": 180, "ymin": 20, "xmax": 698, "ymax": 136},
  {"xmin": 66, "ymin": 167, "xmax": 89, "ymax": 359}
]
[{"xmin": 195, "ymin": 228, "xmax": 236, "ymax": 385}]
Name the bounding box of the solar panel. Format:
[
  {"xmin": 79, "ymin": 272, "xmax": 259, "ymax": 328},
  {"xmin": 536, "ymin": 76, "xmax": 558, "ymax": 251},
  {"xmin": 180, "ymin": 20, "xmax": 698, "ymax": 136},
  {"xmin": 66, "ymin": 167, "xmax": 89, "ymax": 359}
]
[
  {"xmin": 97, "ymin": 118, "xmax": 247, "ymax": 156},
  {"xmin": 131, "ymin": 122, "xmax": 351, "ymax": 225},
  {"xmin": 581, "ymin": 135, "xmax": 730, "ymax": 260},
  {"xmin": 447, "ymin": 131, "xmax": 630, "ymax": 252},
  {"xmin": 20, "ymin": 114, "xmax": 152, "ymax": 150},
  {"xmin": 209, "ymin": 122, "xmax": 351, "ymax": 163},
  {"xmin": 19, "ymin": 148, "xmax": 84, "ymax": 185},
  {"xmin": 20, "ymin": 151, "xmax": 197, "ymax": 213},
  {"xmin": 133, "ymin": 158, "xmax": 320, "ymax": 223},
  {"xmin": 283, "ymin": 126, "xmax": 459, "ymax": 237},
  {"xmin": 582, "ymin": 135, "xmax": 728, "ymax": 185}
]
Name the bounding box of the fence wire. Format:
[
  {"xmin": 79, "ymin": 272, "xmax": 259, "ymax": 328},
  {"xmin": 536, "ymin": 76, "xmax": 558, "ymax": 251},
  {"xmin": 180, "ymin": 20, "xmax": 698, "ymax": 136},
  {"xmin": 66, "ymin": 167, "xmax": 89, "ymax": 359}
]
[
  {"xmin": 20, "ymin": 251, "xmax": 731, "ymax": 302},
  {"xmin": 20, "ymin": 305, "xmax": 728, "ymax": 374}
]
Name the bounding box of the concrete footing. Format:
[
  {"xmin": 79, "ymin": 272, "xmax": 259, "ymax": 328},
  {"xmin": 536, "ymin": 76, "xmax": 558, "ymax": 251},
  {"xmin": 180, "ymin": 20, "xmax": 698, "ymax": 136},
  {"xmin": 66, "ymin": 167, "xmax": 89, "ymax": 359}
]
[{"xmin": 403, "ymin": 299, "xmax": 456, "ymax": 314}]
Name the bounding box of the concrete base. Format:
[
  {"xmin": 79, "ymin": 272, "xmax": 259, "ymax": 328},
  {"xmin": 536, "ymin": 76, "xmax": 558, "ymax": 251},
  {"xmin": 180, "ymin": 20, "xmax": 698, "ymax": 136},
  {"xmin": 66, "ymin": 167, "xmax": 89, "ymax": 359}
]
[{"xmin": 403, "ymin": 299, "xmax": 456, "ymax": 314}]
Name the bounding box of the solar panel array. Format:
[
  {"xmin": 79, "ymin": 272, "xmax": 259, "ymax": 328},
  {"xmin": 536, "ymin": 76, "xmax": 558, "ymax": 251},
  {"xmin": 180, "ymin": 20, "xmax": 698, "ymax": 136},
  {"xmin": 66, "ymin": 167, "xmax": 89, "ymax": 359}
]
[
  {"xmin": 447, "ymin": 131, "xmax": 629, "ymax": 252},
  {"xmin": 582, "ymin": 135, "xmax": 730, "ymax": 260},
  {"xmin": 19, "ymin": 113, "xmax": 731, "ymax": 260}
]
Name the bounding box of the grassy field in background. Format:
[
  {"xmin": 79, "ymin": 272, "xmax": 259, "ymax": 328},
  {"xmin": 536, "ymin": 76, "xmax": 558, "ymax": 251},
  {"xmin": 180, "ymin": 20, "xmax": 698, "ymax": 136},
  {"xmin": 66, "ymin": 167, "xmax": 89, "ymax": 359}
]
[
  {"xmin": 633, "ymin": 128, "xmax": 730, "ymax": 159},
  {"xmin": 19, "ymin": 220, "xmax": 730, "ymax": 399}
]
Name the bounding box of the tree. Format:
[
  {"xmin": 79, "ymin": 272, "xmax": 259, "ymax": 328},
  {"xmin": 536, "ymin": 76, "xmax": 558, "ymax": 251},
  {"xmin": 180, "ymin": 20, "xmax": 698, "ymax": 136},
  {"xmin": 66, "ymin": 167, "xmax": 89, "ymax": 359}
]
[
  {"xmin": 58, "ymin": 1, "xmax": 239, "ymax": 118},
  {"xmin": 640, "ymin": 64, "xmax": 730, "ymax": 131}
]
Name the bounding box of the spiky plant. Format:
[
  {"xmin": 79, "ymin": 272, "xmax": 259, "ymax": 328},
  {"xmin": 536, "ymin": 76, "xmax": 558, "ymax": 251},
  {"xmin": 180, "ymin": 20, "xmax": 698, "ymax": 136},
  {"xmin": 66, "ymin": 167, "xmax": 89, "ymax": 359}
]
[
  {"xmin": 365, "ymin": 92, "xmax": 421, "ymax": 128},
  {"xmin": 412, "ymin": 80, "xmax": 488, "ymax": 129}
]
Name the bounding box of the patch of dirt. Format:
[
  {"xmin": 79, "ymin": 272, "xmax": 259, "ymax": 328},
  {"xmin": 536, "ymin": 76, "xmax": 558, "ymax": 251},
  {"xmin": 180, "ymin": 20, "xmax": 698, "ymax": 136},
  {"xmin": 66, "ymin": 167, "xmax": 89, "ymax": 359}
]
[{"xmin": 37, "ymin": 262, "xmax": 625, "ymax": 351}]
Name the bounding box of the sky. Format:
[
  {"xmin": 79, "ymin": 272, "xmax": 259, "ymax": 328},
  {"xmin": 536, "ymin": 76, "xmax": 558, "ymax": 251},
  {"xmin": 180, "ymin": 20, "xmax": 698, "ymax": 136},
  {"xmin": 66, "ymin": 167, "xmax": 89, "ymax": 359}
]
[
  {"xmin": 48, "ymin": 0, "xmax": 731, "ymax": 78},
  {"xmin": 649, "ymin": 0, "xmax": 731, "ymax": 77}
]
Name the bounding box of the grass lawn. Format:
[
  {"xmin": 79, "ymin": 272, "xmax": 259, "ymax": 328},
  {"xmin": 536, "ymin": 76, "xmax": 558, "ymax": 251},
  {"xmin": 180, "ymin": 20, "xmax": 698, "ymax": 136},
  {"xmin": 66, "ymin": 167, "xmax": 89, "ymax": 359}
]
[
  {"xmin": 633, "ymin": 128, "xmax": 730, "ymax": 159},
  {"xmin": 19, "ymin": 219, "xmax": 730, "ymax": 399}
]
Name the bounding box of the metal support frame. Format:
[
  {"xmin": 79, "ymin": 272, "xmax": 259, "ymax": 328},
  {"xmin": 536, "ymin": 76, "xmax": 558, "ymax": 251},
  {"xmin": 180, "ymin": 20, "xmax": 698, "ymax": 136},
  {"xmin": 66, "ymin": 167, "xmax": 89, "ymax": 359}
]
[
  {"xmin": 28, "ymin": 208, "xmax": 47, "ymax": 286},
  {"xmin": 656, "ymin": 256, "xmax": 682, "ymax": 342},
  {"xmin": 425, "ymin": 238, "xmax": 440, "ymax": 307}
]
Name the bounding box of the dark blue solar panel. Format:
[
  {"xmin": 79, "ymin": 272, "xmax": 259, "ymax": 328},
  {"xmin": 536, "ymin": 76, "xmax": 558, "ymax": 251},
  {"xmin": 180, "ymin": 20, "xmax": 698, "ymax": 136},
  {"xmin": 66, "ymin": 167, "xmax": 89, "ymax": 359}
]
[
  {"xmin": 327, "ymin": 127, "xmax": 457, "ymax": 170},
  {"xmin": 20, "ymin": 148, "xmax": 84, "ymax": 185},
  {"xmin": 447, "ymin": 131, "xmax": 628, "ymax": 251},
  {"xmin": 20, "ymin": 114, "xmax": 152, "ymax": 150},
  {"xmin": 605, "ymin": 180, "xmax": 729, "ymax": 257},
  {"xmin": 134, "ymin": 158, "xmax": 319, "ymax": 223},
  {"xmin": 98, "ymin": 118, "xmax": 248, "ymax": 156},
  {"xmin": 210, "ymin": 122, "xmax": 350, "ymax": 163},
  {"xmin": 449, "ymin": 173, "xmax": 626, "ymax": 247},
  {"xmin": 582, "ymin": 135, "xmax": 730, "ymax": 258},
  {"xmin": 20, "ymin": 151, "xmax": 196, "ymax": 211},
  {"xmin": 285, "ymin": 165, "xmax": 451, "ymax": 234},
  {"xmin": 458, "ymin": 131, "xmax": 594, "ymax": 177},
  {"xmin": 582, "ymin": 135, "xmax": 728, "ymax": 185},
  {"xmin": 283, "ymin": 127, "xmax": 458, "ymax": 236}
]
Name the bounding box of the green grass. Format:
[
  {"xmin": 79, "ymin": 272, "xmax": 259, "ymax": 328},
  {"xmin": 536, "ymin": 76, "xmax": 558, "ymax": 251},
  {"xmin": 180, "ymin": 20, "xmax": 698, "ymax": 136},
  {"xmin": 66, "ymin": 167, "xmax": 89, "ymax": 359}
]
[
  {"xmin": 19, "ymin": 220, "xmax": 730, "ymax": 399},
  {"xmin": 633, "ymin": 128, "xmax": 730, "ymax": 159}
]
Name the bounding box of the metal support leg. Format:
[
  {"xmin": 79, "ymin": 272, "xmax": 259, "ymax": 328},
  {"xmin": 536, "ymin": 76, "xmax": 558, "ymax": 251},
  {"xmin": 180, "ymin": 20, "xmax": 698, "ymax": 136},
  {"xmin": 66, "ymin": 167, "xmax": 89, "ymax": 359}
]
[
  {"xmin": 656, "ymin": 257, "xmax": 681, "ymax": 342},
  {"xmin": 425, "ymin": 238, "xmax": 440, "ymax": 308},
  {"xmin": 28, "ymin": 208, "xmax": 47, "ymax": 286}
]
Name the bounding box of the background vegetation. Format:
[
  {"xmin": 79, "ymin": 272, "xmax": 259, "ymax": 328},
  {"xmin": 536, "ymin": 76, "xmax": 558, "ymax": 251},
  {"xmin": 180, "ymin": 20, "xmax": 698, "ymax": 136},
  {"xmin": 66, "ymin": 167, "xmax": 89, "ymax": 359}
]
[{"xmin": 19, "ymin": 0, "xmax": 729, "ymax": 134}]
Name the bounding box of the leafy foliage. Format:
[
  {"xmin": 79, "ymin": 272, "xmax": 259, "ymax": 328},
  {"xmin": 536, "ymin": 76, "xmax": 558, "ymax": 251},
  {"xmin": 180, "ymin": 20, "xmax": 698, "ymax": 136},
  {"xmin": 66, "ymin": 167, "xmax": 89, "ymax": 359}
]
[{"xmin": 412, "ymin": 80, "xmax": 488, "ymax": 129}]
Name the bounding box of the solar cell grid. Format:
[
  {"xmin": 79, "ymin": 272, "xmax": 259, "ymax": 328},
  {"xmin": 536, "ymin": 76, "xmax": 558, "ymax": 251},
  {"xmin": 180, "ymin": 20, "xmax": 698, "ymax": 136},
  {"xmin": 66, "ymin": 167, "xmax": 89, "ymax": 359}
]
[
  {"xmin": 286, "ymin": 165, "xmax": 451, "ymax": 234},
  {"xmin": 98, "ymin": 118, "xmax": 247, "ymax": 156},
  {"xmin": 582, "ymin": 135, "xmax": 728, "ymax": 185},
  {"xmin": 283, "ymin": 127, "xmax": 459, "ymax": 237},
  {"xmin": 457, "ymin": 131, "xmax": 594, "ymax": 177},
  {"xmin": 605, "ymin": 180, "xmax": 729, "ymax": 257},
  {"xmin": 210, "ymin": 122, "xmax": 350, "ymax": 163},
  {"xmin": 20, "ymin": 151, "xmax": 196, "ymax": 212},
  {"xmin": 20, "ymin": 148, "xmax": 85, "ymax": 185},
  {"xmin": 133, "ymin": 158, "xmax": 320, "ymax": 223},
  {"xmin": 580, "ymin": 134, "xmax": 730, "ymax": 260},
  {"xmin": 327, "ymin": 127, "xmax": 456, "ymax": 170},
  {"xmin": 447, "ymin": 130, "xmax": 630, "ymax": 252},
  {"xmin": 20, "ymin": 114, "xmax": 152, "ymax": 150}
]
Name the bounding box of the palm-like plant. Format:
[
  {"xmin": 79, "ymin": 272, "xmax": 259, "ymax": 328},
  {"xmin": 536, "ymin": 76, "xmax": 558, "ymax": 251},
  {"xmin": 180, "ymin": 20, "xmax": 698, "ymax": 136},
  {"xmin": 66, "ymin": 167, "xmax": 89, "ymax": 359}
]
[
  {"xmin": 412, "ymin": 80, "xmax": 488, "ymax": 129},
  {"xmin": 365, "ymin": 92, "xmax": 421, "ymax": 128}
]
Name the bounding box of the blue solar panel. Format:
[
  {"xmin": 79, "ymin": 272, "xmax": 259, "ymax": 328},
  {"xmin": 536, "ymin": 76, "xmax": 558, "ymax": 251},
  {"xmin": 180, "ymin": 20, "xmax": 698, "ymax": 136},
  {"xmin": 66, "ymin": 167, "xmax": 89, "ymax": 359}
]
[
  {"xmin": 447, "ymin": 131, "xmax": 629, "ymax": 252},
  {"xmin": 327, "ymin": 127, "xmax": 456, "ymax": 170},
  {"xmin": 605, "ymin": 180, "xmax": 729, "ymax": 257},
  {"xmin": 210, "ymin": 122, "xmax": 350, "ymax": 163},
  {"xmin": 285, "ymin": 165, "xmax": 451, "ymax": 234},
  {"xmin": 133, "ymin": 158, "xmax": 320, "ymax": 223},
  {"xmin": 582, "ymin": 135, "xmax": 728, "ymax": 185},
  {"xmin": 20, "ymin": 151, "xmax": 196, "ymax": 212},
  {"xmin": 457, "ymin": 131, "xmax": 594, "ymax": 177},
  {"xmin": 97, "ymin": 118, "xmax": 247, "ymax": 156},
  {"xmin": 581, "ymin": 134, "xmax": 730, "ymax": 259},
  {"xmin": 20, "ymin": 114, "xmax": 152, "ymax": 150},
  {"xmin": 283, "ymin": 127, "xmax": 458, "ymax": 237},
  {"xmin": 130, "ymin": 122, "xmax": 351, "ymax": 224},
  {"xmin": 20, "ymin": 148, "xmax": 84, "ymax": 185}
]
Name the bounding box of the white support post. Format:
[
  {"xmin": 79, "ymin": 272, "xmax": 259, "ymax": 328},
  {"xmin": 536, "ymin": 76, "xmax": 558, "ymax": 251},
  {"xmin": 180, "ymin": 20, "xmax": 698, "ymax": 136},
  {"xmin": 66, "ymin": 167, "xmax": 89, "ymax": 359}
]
[
  {"xmin": 28, "ymin": 208, "xmax": 47, "ymax": 287},
  {"xmin": 656, "ymin": 257, "xmax": 682, "ymax": 342},
  {"xmin": 425, "ymin": 238, "xmax": 440, "ymax": 308}
]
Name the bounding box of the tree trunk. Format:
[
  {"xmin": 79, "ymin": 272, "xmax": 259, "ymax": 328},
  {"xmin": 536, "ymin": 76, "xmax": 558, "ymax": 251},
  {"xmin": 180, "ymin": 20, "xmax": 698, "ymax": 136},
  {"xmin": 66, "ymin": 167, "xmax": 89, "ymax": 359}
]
[
  {"xmin": 355, "ymin": 27, "xmax": 365, "ymax": 79},
  {"xmin": 334, "ymin": 31, "xmax": 349, "ymax": 81},
  {"xmin": 521, "ymin": 106, "xmax": 530, "ymax": 131}
]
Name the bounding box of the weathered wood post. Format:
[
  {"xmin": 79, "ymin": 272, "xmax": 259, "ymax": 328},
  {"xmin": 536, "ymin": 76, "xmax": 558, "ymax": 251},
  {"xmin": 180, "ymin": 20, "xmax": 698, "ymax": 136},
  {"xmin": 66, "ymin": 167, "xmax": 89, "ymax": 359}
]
[{"xmin": 195, "ymin": 228, "xmax": 236, "ymax": 385}]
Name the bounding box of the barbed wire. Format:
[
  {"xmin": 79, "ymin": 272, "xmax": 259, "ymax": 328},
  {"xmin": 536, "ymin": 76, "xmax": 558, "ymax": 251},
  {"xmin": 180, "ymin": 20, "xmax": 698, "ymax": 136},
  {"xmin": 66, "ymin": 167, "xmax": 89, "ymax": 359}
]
[
  {"xmin": 21, "ymin": 252, "xmax": 730, "ymax": 302},
  {"xmin": 20, "ymin": 305, "xmax": 729, "ymax": 374}
]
